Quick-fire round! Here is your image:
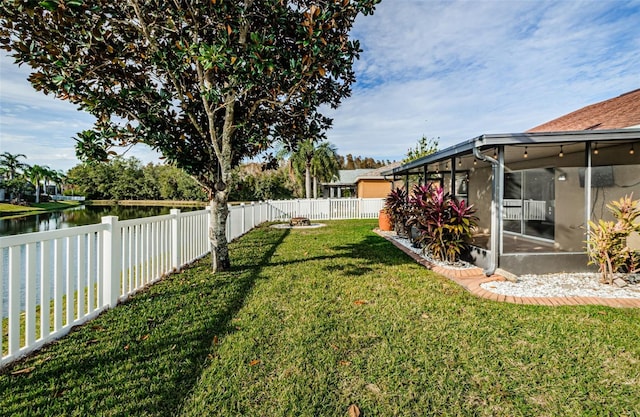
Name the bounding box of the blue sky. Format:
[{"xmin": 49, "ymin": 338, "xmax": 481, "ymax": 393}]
[{"xmin": 1, "ymin": 0, "xmax": 640, "ymax": 172}]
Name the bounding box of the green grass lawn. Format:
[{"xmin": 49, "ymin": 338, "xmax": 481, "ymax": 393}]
[
  {"xmin": 1, "ymin": 220, "xmax": 640, "ymax": 416},
  {"xmin": 0, "ymin": 202, "xmax": 41, "ymax": 214}
]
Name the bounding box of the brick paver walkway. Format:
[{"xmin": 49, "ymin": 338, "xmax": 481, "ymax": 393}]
[{"xmin": 375, "ymin": 230, "xmax": 640, "ymax": 308}]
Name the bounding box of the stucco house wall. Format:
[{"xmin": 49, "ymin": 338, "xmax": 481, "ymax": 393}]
[{"xmin": 357, "ymin": 179, "xmax": 394, "ymax": 198}]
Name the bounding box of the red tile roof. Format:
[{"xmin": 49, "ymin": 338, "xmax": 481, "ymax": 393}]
[{"xmin": 527, "ymin": 88, "xmax": 640, "ymax": 132}]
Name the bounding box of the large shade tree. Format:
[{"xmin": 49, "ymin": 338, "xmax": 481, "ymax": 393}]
[{"xmin": 0, "ymin": 0, "xmax": 379, "ymax": 271}]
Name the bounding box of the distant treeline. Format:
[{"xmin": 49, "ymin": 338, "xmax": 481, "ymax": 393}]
[
  {"xmin": 66, "ymin": 154, "xmax": 393, "ymax": 202},
  {"xmin": 66, "ymin": 157, "xmax": 297, "ymax": 202},
  {"xmin": 337, "ymin": 154, "xmax": 390, "ymax": 170},
  {"xmin": 67, "ymin": 158, "xmax": 208, "ymax": 201}
]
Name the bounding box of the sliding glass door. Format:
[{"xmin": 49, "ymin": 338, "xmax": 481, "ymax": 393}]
[{"xmin": 503, "ymin": 168, "xmax": 555, "ymax": 241}]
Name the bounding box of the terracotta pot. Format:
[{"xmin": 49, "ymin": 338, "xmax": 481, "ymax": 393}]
[{"xmin": 378, "ymin": 209, "xmax": 393, "ymax": 231}]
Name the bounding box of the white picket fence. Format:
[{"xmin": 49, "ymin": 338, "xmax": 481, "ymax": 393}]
[
  {"xmin": 267, "ymin": 198, "xmax": 384, "ymax": 220},
  {"xmin": 0, "ymin": 198, "xmax": 383, "ymax": 367}
]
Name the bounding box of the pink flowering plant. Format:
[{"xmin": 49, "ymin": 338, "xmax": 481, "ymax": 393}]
[{"xmin": 407, "ymin": 183, "xmax": 478, "ymax": 263}]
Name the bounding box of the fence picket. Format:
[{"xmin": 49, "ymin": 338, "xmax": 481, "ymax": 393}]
[
  {"xmin": 66, "ymin": 236, "xmax": 75, "ymax": 326},
  {"xmin": 8, "ymin": 246, "xmax": 20, "ymax": 355},
  {"xmin": 77, "ymin": 235, "xmax": 86, "ymax": 318},
  {"xmin": 41, "ymin": 240, "xmax": 51, "ymax": 339},
  {"xmin": 54, "ymin": 238, "xmax": 63, "ymax": 332},
  {"xmin": 25, "ymin": 243, "xmax": 37, "ymax": 347}
]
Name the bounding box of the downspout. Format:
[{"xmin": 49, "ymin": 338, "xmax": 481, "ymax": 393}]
[
  {"xmin": 472, "ymin": 139, "xmax": 502, "ymax": 276},
  {"xmin": 584, "ymin": 141, "xmax": 592, "ymax": 241}
]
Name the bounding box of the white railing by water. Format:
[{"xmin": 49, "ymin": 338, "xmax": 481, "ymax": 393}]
[
  {"xmin": 51, "ymin": 195, "xmax": 86, "ymax": 201},
  {"xmin": 0, "ymin": 198, "xmax": 382, "ymax": 367},
  {"xmin": 0, "ymin": 208, "xmax": 213, "ymax": 367}
]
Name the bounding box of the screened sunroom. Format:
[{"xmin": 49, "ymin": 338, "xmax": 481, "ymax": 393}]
[{"xmin": 383, "ymin": 129, "xmax": 640, "ymax": 276}]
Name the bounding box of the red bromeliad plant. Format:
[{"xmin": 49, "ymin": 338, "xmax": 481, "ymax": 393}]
[
  {"xmin": 384, "ymin": 187, "xmax": 410, "ymax": 237},
  {"xmin": 410, "ymin": 184, "xmax": 478, "ymax": 263}
]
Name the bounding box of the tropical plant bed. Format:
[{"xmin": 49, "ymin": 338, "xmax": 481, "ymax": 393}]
[
  {"xmin": 378, "ymin": 229, "xmax": 475, "ymax": 270},
  {"xmin": 1, "ymin": 220, "xmax": 640, "ymax": 416},
  {"xmin": 380, "ymin": 229, "xmax": 640, "ymax": 299}
]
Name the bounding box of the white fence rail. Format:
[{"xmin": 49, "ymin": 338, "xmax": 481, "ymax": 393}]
[
  {"xmin": 51, "ymin": 195, "xmax": 86, "ymax": 201},
  {"xmin": 267, "ymin": 198, "xmax": 384, "ymax": 220},
  {"xmin": 0, "ymin": 198, "xmax": 381, "ymax": 367}
]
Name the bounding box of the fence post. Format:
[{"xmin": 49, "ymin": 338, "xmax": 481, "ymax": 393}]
[
  {"xmin": 170, "ymin": 209, "xmax": 181, "ymax": 271},
  {"xmin": 251, "ymin": 202, "xmax": 256, "ymax": 228},
  {"xmin": 359, "ymin": 198, "xmax": 363, "ymax": 219},
  {"xmin": 101, "ymin": 216, "xmax": 121, "ymax": 308},
  {"xmin": 224, "ymin": 205, "xmax": 231, "ymax": 242},
  {"xmin": 240, "ymin": 203, "xmax": 246, "ymax": 234}
]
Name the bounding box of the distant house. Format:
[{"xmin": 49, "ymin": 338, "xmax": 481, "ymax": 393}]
[
  {"xmin": 322, "ymin": 169, "xmax": 373, "ymax": 198},
  {"xmin": 354, "ymin": 162, "xmax": 403, "ymax": 198},
  {"xmin": 384, "ymin": 89, "xmax": 640, "ymax": 276},
  {"xmin": 321, "ymin": 163, "xmax": 403, "ymax": 198}
]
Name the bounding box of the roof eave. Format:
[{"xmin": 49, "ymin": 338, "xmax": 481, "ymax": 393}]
[
  {"xmin": 384, "ymin": 128, "xmax": 640, "ymax": 177},
  {"xmin": 381, "ymin": 138, "xmax": 476, "ymax": 177}
]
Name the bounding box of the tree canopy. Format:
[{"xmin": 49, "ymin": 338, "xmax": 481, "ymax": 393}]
[
  {"xmin": 403, "ymin": 135, "xmax": 439, "ymax": 163},
  {"xmin": 66, "ymin": 157, "xmax": 208, "ymax": 201},
  {"xmin": 0, "ymin": 0, "xmax": 380, "ymax": 271}
]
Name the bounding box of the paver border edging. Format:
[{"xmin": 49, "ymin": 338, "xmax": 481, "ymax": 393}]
[{"xmin": 373, "ymin": 229, "xmax": 640, "ymax": 308}]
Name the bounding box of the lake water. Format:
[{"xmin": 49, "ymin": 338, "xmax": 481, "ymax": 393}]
[
  {"xmin": 0, "ymin": 204, "xmax": 201, "ymax": 237},
  {"xmin": 1, "ymin": 204, "xmax": 204, "ymax": 319}
]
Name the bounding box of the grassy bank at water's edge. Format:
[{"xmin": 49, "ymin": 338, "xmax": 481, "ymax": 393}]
[
  {"xmin": 0, "ymin": 201, "xmax": 81, "ymax": 217},
  {"xmin": 86, "ymin": 200, "xmax": 207, "ymax": 207},
  {"xmin": 1, "ymin": 220, "xmax": 639, "ymax": 416}
]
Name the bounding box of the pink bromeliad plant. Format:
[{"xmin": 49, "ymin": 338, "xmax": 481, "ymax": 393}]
[{"xmin": 406, "ymin": 183, "xmax": 478, "ymax": 263}]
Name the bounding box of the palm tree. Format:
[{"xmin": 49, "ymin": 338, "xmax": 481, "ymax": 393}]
[
  {"xmin": 0, "ymin": 152, "xmax": 28, "ymax": 180},
  {"xmin": 289, "ymin": 140, "xmax": 340, "ymax": 199},
  {"xmin": 0, "ymin": 152, "xmax": 29, "ymax": 200},
  {"xmin": 310, "ymin": 142, "xmax": 339, "ymax": 198},
  {"xmin": 289, "ymin": 140, "xmax": 315, "ymax": 198},
  {"xmin": 51, "ymin": 170, "xmax": 67, "ymax": 196},
  {"xmin": 25, "ymin": 164, "xmax": 49, "ymax": 203},
  {"xmin": 41, "ymin": 166, "xmax": 59, "ymax": 196}
]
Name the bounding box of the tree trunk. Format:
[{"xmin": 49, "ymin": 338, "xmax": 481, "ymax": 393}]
[
  {"xmin": 305, "ymin": 163, "xmax": 312, "ymax": 199},
  {"xmin": 209, "ymin": 191, "xmax": 230, "ymax": 273},
  {"xmin": 313, "ymin": 176, "xmax": 318, "ymax": 199},
  {"xmin": 35, "ymin": 184, "xmax": 40, "ymax": 203}
]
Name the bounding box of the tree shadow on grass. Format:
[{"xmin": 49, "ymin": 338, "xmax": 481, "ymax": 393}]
[
  {"xmin": 0, "ymin": 226, "xmax": 290, "ymax": 417},
  {"xmin": 263, "ymin": 233, "xmax": 414, "ymax": 273}
]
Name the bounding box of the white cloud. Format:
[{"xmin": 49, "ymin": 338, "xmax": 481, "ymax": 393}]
[
  {"xmin": 1, "ymin": 0, "xmax": 639, "ymax": 169},
  {"xmin": 327, "ymin": 0, "xmax": 640, "ymax": 161}
]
